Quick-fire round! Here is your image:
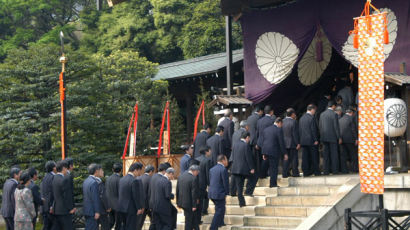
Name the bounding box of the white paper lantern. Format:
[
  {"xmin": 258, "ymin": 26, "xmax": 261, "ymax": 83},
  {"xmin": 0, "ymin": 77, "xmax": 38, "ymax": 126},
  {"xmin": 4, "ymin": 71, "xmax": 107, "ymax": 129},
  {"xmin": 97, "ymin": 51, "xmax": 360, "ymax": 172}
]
[
  {"xmin": 255, "ymin": 32, "xmax": 299, "ymax": 84},
  {"xmin": 384, "ymin": 98, "xmax": 407, "ymax": 137},
  {"xmin": 342, "ymin": 8, "xmax": 398, "ymax": 67}
]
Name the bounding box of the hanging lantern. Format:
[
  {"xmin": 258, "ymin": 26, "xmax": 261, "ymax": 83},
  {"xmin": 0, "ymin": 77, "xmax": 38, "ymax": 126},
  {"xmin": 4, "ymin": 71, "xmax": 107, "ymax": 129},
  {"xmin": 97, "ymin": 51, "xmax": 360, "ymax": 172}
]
[{"xmin": 384, "ymin": 98, "xmax": 407, "ymax": 137}]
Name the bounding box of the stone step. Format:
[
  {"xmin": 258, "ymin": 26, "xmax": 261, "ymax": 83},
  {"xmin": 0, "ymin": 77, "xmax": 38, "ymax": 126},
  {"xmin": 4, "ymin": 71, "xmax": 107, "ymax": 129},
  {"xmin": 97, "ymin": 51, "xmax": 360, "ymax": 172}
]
[
  {"xmin": 208, "ymin": 204, "xmax": 257, "ymax": 215},
  {"xmin": 243, "ymin": 216, "xmax": 304, "ymax": 228},
  {"xmin": 225, "ymin": 195, "xmax": 266, "ymax": 206},
  {"xmin": 255, "ymin": 178, "xmax": 289, "ymax": 187},
  {"xmin": 266, "ymin": 195, "xmax": 330, "ymax": 206},
  {"xmin": 255, "ymin": 206, "xmax": 317, "ymax": 217},
  {"xmin": 231, "ymin": 226, "xmax": 291, "ymax": 230},
  {"xmin": 202, "ymin": 214, "xmax": 244, "ymax": 225},
  {"xmin": 287, "ymin": 175, "xmax": 351, "ymax": 186},
  {"xmin": 277, "ymin": 186, "xmax": 338, "ymax": 196}
]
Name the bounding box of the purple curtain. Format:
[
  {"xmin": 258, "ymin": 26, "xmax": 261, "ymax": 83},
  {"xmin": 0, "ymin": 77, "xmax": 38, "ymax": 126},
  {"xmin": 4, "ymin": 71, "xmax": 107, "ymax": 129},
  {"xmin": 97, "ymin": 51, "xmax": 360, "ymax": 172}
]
[{"xmin": 241, "ymin": 0, "xmax": 410, "ymax": 104}]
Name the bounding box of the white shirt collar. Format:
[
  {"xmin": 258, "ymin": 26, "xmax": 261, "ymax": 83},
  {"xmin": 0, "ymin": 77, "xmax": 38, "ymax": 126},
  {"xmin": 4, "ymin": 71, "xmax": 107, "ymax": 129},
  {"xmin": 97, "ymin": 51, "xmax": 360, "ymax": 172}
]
[
  {"xmin": 128, "ymin": 172, "xmax": 135, "ymax": 177},
  {"xmin": 265, "ymin": 114, "xmax": 271, "ymax": 117},
  {"xmin": 240, "ymin": 139, "xmax": 246, "ymax": 143},
  {"xmin": 57, "ymin": 173, "xmax": 64, "ymax": 177},
  {"xmin": 328, "ymin": 108, "xmax": 334, "ymax": 111},
  {"xmin": 91, "ymin": 175, "xmax": 102, "ymax": 183},
  {"xmin": 215, "ymin": 133, "xmax": 220, "ymax": 136},
  {"xmin": 51, "ymin": 172, "xmax": 56, "ymax": 175},
  {"xmin": 217, "ymin": 162, "xmax": 225, "ymax": 167}
]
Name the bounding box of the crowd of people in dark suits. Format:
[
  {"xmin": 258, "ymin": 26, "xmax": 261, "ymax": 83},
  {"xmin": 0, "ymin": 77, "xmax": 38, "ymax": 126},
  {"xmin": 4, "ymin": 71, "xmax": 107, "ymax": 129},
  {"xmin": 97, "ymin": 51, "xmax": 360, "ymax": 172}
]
[{"xmin": 1, "ymin": 79, "xmax": 358, "ymax": 230}]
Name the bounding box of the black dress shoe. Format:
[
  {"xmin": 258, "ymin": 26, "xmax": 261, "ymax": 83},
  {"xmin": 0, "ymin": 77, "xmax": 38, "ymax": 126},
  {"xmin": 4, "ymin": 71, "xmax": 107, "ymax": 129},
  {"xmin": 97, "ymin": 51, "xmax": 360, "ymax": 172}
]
[
  {"xmin": 269, "ymin": 185, "xmax": 280, "ymax": 188},
  {"xmin": 244, "ymin": 193, "xmax": 254, "ymax": 197},
  {"xmin": 292, "ymin": 174, "xmax": 300, "ymax": 177}
]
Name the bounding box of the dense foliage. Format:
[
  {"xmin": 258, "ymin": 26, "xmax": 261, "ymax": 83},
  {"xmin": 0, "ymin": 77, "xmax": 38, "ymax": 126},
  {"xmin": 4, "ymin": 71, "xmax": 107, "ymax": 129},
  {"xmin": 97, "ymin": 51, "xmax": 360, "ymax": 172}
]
[{"xmin": 0, "ymin": 0, "xmax": 242, "ymax": 194}]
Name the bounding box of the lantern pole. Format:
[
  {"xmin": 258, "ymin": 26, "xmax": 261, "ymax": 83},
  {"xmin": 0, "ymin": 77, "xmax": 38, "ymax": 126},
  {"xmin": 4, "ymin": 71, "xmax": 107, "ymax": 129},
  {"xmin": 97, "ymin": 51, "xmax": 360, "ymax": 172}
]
[{"xmin": 59, "ymin": 31, "xmax": 68, "ymax": 159}]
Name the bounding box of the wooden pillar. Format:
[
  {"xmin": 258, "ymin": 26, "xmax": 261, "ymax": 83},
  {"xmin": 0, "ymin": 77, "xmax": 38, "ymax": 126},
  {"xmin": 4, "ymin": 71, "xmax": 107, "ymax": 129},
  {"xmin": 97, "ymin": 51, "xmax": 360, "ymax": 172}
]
[
  {"xmin": 225, "ymin": 16, "xmax": 233, "ymax": 96},
  {"xmin": 185, "ymin": 94, "xmax": 194, "ymax": 142}
]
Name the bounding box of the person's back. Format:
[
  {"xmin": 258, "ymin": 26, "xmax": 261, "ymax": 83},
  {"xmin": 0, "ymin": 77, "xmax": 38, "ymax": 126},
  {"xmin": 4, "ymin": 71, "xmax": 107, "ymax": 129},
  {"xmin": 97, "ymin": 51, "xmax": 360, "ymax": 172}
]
[
  {"xmin": 194, "ymin": 130, "xmax": 209, "ymax": 158},
  {"xmin": 209, "ymin": 163, "xmax": 229, "ymax": 200},
  {"xmin": 117, "ymin": 174, "xmax": 136, "ymax": 213},
  {"xmin": 247, "ymin": 112, "xmax": 260, "ymax": 146},
  {"xmin": 299, "ymin": 112, "xmax": 317, "ymax": 146},
  {"xmin": 319, "ymin": 109, "xmax": 340, "ymax": 143},
  {"xmin": 339, "ymin": 115, "xmax": 356, "ymax": 144},
  {"xmin": 40, "ymin": 172, "xmax": 54, "ymax": 214},
  {"xmin": 220, "ymin": 117, "xmax": 234, "ymax": 151},
  {"xmin": 231, "ymin": 141, "xmax": 253, "ymax": 176},
  {"xmin": 207, "ymin": 133, "xmax": 223, "ymax": 165},
  {"xmin": 52, "ymin": 174, "xmax": 73, "ymax": 215},
  {"xmin": 1, "ymin": 178, "xmax": 18, "ymax": 219},
  {"xmin": 256, "ymin": 115, "xmax": 275, "ymax": 147},
  {"xmin": 231, "ymin": 127, "xmax": 246, "ymax": 150},
  {"xmin": 337, "ymin": 86, "xmax": 353, "ymax": 109},
  {"xmin": 82, "ymin": 175, "xmax": 102, "ymax": 218},
  {"xmin": 14, "ymin": 187, "xmax": 36, "ymax": 225},
  {"xmin": 282, "ymin": 117, "xmax": 298, "ymax": 149},
  {"xmin": 106, "ymin": 172, "xmax": 121, "ymax": 211},
  {"xmin": 176, "ymin": 171, "xmax": 196, "ymax": 210}
]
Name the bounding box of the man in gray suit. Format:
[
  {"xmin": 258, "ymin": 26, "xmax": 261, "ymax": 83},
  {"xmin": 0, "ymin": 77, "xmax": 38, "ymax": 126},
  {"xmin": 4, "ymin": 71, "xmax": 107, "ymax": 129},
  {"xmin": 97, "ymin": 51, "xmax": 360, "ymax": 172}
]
[
  {"xmin": 231, "ymin": 121, "xmax": 248, "ymax": 150},
  {"xmin": 319, "ymin": 101, "xmax": 342, "ymax": 175},
  {"xmin": 193, "ymin": 123, "xmax": 212, "ymax": 158},
  {"xmin": 337, "ymin": 80, "xmax": 354, "ymax": 109},
  {"xmin": 1, "ymin": 167, "xmax": 21, "ymax": 230},
  {"xmin": 106, "ymin": 163, "xmax": 122, "ymax": 230},
  {"xmin": 219, "ymin": 110, "xmax": 234, "ymax": 159},
  {"xmin": 256, "ymin": 105, "xmax": 276, "ymax": 178},
  {"xmin": 282, "ymin": 108, "xmax": 300, "ymax": 178},
  {"xmin": 339, "ymin": 109, "xmax": 358, "ymax": 173}
]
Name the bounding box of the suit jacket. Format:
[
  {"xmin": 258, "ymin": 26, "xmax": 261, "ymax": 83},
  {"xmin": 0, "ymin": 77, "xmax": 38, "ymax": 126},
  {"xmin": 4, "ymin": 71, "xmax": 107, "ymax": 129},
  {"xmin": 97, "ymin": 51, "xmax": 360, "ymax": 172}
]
[
  {"xmin": 137, "ymin": 173, "xmax": 152, "ymax": 210},
  {"xmin": 231, "ymin": 128, "xmax": 246, "ymax": 150},
  {"xmin": 118, "ymin": 174, "xmax": 144, "ymax": 214},
  {"xmin": 256, "ymin": 115, "xmax": 275, "ymax": 147},
  {"xmin": 206, "ymin": 134, "xmax": 225, "ymax": 165},
  {"xmin": 180, "ymin": 154, "xmax": 191, "ymax": 174},
  {"xmin": 83, "ymin": 176, "xmax": 102, "ymax": 217},
  {"xmin": 247, "ymin": 113, "xmax": 260, "ymax": 146},
  {"xmin": 319, "ymin": 109, "xmax": 341, "ymax": 143},
  {"xmin": 317, "ymin": 96, "xmax": 329, "ymax": 117},
  {"xmin": 176, "ymin": 172, "xmax": 199, "ymax": 210},
  {"xmin": 208, "ymin": 164, "xmax": 229, "ymax": 200},
  {"xmin": 299, "ymin": 112, "xmax": 319, "ymax": 146},
  {"xmin": 14, "ymin": 188, "xmax": 36, "ymax": 222},
  {"xmin": 337, "ymin": 86, "xmax": 354, "ymax": 109},
  {"xmin": 259, "ymin": 124, "xmax": 286, "ymax": 158},
  {"xmin": 28, "ymin": 180, "xmax": 42, "ymax": 215},
  {"xmin": 1, "ymin": 179, "xmax": 18, "ymax": 217},
  {"xmin": 339, "ymin": 114, "xmax": 357, "ymax": 144},
  {"xmin": 149, "ymin": 173, "xmax": 162, "ymax": 210},
  {"xmin": 219, "ymin": 117, "xmax": 234, "ymax": 150},
  {"xmin": 231, "ymin": 140, "xmax": 254, "ymax": 176},
  {"xmin": 152, "ymin": 176, "xmax": 174, "ymax": 216},
  {"xmin": 282, "ymin": 117, "xmax": 300, "ymax": 149},
  {"xmin": 66, "ymin": 172, "xmax": 75, "ymax": 207},
  {"xmin": 40, "ymin": 172, "xmax": 54, "ymax": 214},
  {"xmin": 193, "ymin": 131, "xmax": 209, "ymax": 158},
  {"xmin": 196, "ymin": 156, "xmax": 211, "ymax": 193},
  {"xmin": 52, "ymin": 174, "xmax": 74, "ymax": 215},
  {"xmin": 98, "ymin": 181, "xmax": 109, "ymax": 215},
  {"xmin": 105, "ymin": 173, "xmax": 121, "ymax": 211}
]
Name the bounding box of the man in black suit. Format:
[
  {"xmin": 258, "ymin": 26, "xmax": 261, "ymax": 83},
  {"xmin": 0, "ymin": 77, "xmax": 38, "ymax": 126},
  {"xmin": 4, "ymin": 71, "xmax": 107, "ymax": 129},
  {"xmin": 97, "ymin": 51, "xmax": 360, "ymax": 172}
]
[
  {"xmin": 208, "ymin": 155, "xmax": 229, "ymax": 230},
  {"xmin": 105, "ymin": 163, "xmax": 122, "ymax": 230},
  {"xmin": 299, "ymin": 104, "xmax": 320, "ymax": 176},
  {"xmin": 256, "ymin": 105, "xmax": 276, "ymax": 178},
  {"xmin": 230, "ymin": 132, "xmax": 255, "ymax": 206},
  {"xmin": 194, "ymin": 123, "xmax": 212, "ymax": 158},
  {"xmin": 206, "ymin": 126, "xmax": 225, "ymax": 165},
  {"xmin": 137, "ymin": 165, "xmax": 155, "ymax": 229},
  {"xmin": 97, "ymin": 172, "xmax": 110, "ymax": 230},
  {"xmin": 52, "ymin": 160, "xmax": 75, "ymax": 230},
  {"xmin": 148, "ymin": 163, "xmax": 169, "ymax": 230},
  {"xmin": 259, "ymin": 118, "xmax": 288, "ymax": 187},
  {"xmin": 28, "ymin": 167, "xmax": 42, "ymax": 229},
  {"xmin": 245, "ymin": 106, "xmax": 263, "ymax": 196},
  {"xmin": 219, "ymin": 109, "xmax": 234, "ymax": 159},
  {"xmin": 180, "ymin": 145, "xmax": 194, "ymax": 174},
  {"xmin": 41, "ymin": 161, "xmax": 56, "ymax": 230},
  {"xmin": 63, "ymin": 157, "xmax": 75, "ymax": 214},
  {"xmin": 339, "ymin": 109, "xmax": 358, "ymax": 173},
  {"xmin": 118, "ymin": 162, "xmax": 144, "ymax": 230},
  {"xmin": 152, "ymin": 168, "xmax": 176, "ymax": 230},
  {"xmin": 195, "ymin": 146, "xmax": 212, "ymax": 218},
  {"xmin": 177, "ymin": 165, "xmax": 200, "ymax": 230},
  {"xmin": 319, "ymin": 101, "xmax": 342, "ymax": 175},
  {"xmin": 282, "ymin": 108, "xmax": 301, "ymax": 178},
  {"xmin": 1, "ymin": 167, "xmax": 21, "ymax": 230}
]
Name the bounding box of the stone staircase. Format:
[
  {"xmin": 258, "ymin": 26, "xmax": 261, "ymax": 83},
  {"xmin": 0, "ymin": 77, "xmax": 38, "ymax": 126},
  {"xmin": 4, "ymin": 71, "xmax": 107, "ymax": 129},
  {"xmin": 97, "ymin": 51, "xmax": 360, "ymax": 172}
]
[{"xmin": 143, "ymin": 175, "xmax": 355, "ymax": 230}]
